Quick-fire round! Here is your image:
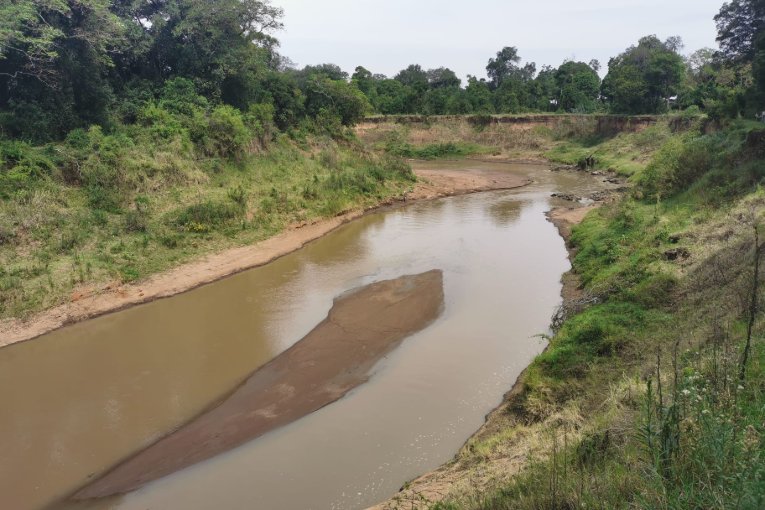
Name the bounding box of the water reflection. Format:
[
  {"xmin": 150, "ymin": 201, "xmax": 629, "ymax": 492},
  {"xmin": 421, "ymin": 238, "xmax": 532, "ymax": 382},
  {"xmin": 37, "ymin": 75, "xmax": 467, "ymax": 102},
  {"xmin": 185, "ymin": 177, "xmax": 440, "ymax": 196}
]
[{"xmin": 487, "ymin": 198, "xmax": 528, "ymax": 227}]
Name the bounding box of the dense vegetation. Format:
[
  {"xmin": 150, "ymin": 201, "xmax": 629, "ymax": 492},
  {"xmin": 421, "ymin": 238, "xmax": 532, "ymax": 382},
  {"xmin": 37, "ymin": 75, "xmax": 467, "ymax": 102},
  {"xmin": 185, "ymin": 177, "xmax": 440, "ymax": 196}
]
[
  {"xmin": 0, "ymin": 0, "xmax": 417, "ymax": 319},
  {"xmin": 2, "ymin": 0, "xmax": 764, "ymax": 144},
  {"xmin": 352, "ymin": 30, "xmax": 764, "ymax": 117}
]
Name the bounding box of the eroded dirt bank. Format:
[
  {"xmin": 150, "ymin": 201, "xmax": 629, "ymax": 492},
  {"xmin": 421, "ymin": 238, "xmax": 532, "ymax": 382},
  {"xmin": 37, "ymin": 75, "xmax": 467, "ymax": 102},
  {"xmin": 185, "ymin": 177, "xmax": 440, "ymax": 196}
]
[
  {"xmin": 74, "ymin": 270, "xmax": 445, "ymax": 500},
  {"xmin": 0, "ymin": 167, "xmax": 527, "ymax": 348}
]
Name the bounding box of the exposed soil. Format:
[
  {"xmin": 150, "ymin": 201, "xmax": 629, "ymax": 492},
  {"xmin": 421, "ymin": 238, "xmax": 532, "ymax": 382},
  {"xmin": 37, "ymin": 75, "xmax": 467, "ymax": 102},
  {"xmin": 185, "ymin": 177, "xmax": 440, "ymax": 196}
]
[
  {"xmin": 74, "ymin": 270, "xmax": 445, "ymax": 500},
  {"xmin": 0, "ymin": 167, "xmax": 528, "ymax": 349}
]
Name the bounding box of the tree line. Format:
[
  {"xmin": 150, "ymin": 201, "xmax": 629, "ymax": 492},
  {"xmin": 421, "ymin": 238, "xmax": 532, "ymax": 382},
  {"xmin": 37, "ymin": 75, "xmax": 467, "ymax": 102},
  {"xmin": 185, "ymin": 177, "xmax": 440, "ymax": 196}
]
[{"xmin": 1, "ymin": 0, "xmax": 764, "ymax": 143}]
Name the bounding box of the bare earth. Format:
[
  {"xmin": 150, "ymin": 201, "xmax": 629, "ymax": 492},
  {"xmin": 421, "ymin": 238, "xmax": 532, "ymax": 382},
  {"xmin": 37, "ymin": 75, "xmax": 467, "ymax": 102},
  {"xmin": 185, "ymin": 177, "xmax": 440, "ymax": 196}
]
[
  {"xmin": 0, "ymin": 166, "xmax": 528, "ymax": 348},
  {"xmin": 74, "ymin": 270, "xmax": 445, "ymax": 500}
]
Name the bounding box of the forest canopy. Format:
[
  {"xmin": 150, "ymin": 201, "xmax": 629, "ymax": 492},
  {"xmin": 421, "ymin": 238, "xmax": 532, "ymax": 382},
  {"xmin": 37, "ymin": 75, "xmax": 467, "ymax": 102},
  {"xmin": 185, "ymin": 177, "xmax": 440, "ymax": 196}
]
[{"xmin": 0, "ymin": 0, "xmax": 764, "ymax": 143}]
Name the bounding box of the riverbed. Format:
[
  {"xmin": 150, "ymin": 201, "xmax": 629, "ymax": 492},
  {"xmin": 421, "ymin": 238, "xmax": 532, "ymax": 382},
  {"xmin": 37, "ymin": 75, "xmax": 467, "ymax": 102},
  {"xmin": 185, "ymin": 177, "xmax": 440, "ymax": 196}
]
[{"xmin": 0, "ymin": 161, "xmax": 611, "ymax": 510}]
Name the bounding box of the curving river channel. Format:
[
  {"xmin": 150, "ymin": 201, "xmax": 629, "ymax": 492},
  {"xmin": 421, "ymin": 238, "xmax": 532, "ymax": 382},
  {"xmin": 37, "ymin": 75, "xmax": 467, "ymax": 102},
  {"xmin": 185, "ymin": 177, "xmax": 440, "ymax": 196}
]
[{"xmin": 0, "ymin": 161, "xmax": 612, "ymax": 510}]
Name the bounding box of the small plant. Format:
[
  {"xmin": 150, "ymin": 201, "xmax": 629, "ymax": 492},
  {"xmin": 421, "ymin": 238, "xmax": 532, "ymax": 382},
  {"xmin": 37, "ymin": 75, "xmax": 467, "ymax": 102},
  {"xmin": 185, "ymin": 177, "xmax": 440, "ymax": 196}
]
[{"xmin": 227, "ymin": 185, "xmax": 248, "ymax": 209}]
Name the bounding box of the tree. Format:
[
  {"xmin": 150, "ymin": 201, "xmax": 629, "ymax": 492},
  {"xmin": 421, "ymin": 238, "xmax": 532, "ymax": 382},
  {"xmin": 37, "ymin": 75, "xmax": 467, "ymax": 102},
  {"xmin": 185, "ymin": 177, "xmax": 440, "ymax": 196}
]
[
  {"xmin": 426, "ymin": 68, "xmax": 461, "ymax": 89},
  {"xmin": 149, "ymin": 0, "xmax": 283, "ymax": 101},
  {"xmin": 254, "ymin": 72, "xmax": 304, "ymax": 130},
  {"xmin": 0, "ymin": 0, "xmax": 286, "ymax": 139},
  {"xmin": 395, "ymin": 65, "xmax": 429, "ymax": 90},
  {"xmin": 554, "ymin": 61, "xmax": 601, "ymax": 112},
  {"xmin": 297, "ymin": 64, "xmax": 348, "ymax": 83},
  {"xmin": 303, "ymin": 75, "xmax": 370, "ymax": 125},
  {"xmin": 486, "ymin": 47, "xmax": 522, "ymax": 89},
  {"xmin": 0, "ymin": 0, "xmax": 128, "ymax": 139},
  {"xmin": 601, "ymin": 36, "xmax": 686, "ymax": 114},
  {"xmin": 0, "ymin": 0, "xmax": 124, "ymax": 86},
  {"xmin": 715, "ymin": 0, "xmax": 765, "ymax": 62},
  {"xmin": 754, "ymin": 32, "xmax": 765, "ymax": 102},
  {"xmin": 464, "ymin": 76, "xmax": 494, "ymax": 113},
  {"xmin": 375, "ymin": 79, "xmax": 408, "ymax": 114}
]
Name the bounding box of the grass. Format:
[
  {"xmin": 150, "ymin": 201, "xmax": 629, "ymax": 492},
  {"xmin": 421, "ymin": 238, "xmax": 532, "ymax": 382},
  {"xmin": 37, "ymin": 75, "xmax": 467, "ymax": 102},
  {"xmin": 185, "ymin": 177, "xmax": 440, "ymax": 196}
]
[
  {"xmin": 544, "ymin": 122, "xmax": 676, "ymax": 176},
  {"xmin": 0, "ymin": 130, "xmax": 415, "ymax": 319},
  {"xmin": 357, "ymin": 114, "xmax": 692, "ymax": 171},
  {"xmin": 384, "ymin": 139, "xmax": 497, "ymax": 160}
]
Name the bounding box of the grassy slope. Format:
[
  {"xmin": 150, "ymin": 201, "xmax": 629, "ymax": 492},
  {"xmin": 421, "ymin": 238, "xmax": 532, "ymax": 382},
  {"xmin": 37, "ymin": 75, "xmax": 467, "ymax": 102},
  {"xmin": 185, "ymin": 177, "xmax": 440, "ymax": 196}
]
[
  {"xmin": 358, "ymin": 115, "xmax": 676, "ymax": 169},
  {"xmin": 0, "ymin": 131, "xmax": 415, "ymax": 320},
  {"xmin": 367, "ymin": 118, "xmax": 765, "ymax": 509},
  {"xmin": 544, "ymin": 122, "xmax": 675, "ymax": 176}
]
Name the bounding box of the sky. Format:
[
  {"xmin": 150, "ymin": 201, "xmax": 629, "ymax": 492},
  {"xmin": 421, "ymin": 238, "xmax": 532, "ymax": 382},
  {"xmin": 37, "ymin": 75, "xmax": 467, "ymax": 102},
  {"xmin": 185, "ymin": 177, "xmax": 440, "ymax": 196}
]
[{"xmin": 271, "ymin": 0, "xmax": 726, "ymax": 80}]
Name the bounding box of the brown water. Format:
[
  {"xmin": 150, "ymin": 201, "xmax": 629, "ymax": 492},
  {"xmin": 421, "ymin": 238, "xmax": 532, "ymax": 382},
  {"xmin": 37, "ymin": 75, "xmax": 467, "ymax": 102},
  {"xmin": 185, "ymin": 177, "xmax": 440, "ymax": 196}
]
[{"xmin": 0, "ymin": 162, "xmax": 610, "ymax": 510}]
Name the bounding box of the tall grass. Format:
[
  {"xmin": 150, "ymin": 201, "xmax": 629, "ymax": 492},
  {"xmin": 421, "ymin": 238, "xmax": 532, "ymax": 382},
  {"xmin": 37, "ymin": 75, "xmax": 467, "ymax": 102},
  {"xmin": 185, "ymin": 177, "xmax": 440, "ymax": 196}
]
[{"xmin": 0, "ymin": 102, "xmax": 416, "ymax": 319}]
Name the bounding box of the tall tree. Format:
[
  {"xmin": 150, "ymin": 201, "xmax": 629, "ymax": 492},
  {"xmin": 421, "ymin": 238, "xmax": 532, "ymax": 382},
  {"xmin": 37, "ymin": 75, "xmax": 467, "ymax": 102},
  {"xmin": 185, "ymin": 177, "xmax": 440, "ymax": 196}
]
[
  {"xmin": 554, "ymin": 61, "xmax": 601, "ymax": 112},
  {"xmin": 486, "ymin": 47, "xmax": 521, "ymax": 89},
  {"xmin": 395, "ymin": 64, "xmax": 429, "ymax": 90},
  {"xmin": 715, "ymin": 0, "xmax": 765, "ymax": 62},
  {"xmin": 0, "ymin": 0, "xmax": 126, "ymax": 138},
  {"xmin": 601, "ymin": 36, "xmax": 686, "ymax": 114},
  {"xmin": 426, "ymin": 67, "xmax": 461, "ymax": 89}
]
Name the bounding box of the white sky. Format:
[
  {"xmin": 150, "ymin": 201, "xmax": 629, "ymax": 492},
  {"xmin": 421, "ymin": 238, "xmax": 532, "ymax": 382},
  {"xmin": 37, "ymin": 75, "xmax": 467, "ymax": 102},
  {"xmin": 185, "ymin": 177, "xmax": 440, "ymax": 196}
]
[{"xmin": 272, "ymin": 0, "xmax": 726, "ymax": 80}]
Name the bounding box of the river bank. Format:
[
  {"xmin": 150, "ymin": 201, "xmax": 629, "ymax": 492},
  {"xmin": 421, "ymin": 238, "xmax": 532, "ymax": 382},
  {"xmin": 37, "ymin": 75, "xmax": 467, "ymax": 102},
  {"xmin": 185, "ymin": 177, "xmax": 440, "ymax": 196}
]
[
  {"xmin": 0, "ymin": 165, "xmax": 529, "ymax": 348},
  {"xmin": 370, "ymin": 200, "xmax": 602, "ymax": 510}
]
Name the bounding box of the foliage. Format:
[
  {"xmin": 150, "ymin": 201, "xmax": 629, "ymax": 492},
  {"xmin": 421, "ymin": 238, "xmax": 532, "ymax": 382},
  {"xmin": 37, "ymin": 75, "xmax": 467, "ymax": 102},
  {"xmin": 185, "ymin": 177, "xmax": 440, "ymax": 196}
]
[
  {"xmin": 385, "ymin": 140, "xmax": 491, "ymax": 160},
  {"xmin": 554, "ymin": 61, "xmax": 601, "ymax": 113},
  {"xmin": 0, "ymin": 119, "xmax": 417, "ymax": 318},
  {"xmin": 715, "ymin": 0, "xmax": 765, "ymax": 62},
  {"xmin": 601, "ymin": 36, "xmax": 686, "ymax": 114}
]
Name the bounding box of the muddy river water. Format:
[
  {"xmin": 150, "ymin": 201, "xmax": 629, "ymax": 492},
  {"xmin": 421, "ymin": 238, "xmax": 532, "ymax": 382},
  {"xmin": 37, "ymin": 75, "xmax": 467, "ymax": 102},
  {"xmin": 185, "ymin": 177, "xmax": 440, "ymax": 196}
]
[{"xmin": 0, "ymin": 161, "xmax": 610, "ymax": 510}]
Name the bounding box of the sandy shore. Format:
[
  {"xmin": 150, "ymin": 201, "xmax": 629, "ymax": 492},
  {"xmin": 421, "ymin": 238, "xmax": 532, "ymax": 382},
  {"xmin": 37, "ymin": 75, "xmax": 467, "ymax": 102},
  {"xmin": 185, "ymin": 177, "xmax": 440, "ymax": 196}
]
[
  {"xmin": 74, "ymin": 270, "xmax": 444, "ymax": 500},
  {"xmin": 0, "ymin": 166, "xmax": 528, "ymax": 349}
]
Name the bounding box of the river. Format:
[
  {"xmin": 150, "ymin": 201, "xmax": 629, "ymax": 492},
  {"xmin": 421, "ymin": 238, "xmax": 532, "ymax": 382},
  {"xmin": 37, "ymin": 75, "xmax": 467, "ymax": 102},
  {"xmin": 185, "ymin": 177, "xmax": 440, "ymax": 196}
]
[{"xmin": 0, "ymin": 161, "xmax": 610, "ymax": 510}]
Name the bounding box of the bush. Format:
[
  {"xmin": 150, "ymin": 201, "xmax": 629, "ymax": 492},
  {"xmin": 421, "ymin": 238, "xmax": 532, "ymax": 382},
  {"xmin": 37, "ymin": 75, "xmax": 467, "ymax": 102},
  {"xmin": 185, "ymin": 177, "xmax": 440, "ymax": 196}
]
[
  {"xmin": 244, "ymin": 103, "xmax": 276, "ymax": 148},
  {"xmin": 174, "ymin": 200, "xmax": 241, "ymax": 233},
  {"xmin": 159, "ymin": 78, "xmax": 209, "ymax": 117},
  {"xmin": 193, "ymin": 105, "xmax": 251, "ymax": 159},
  {"xmin": 385, "ymin": 140, "xmax": 486, "ymax": 160},
  {"xmin": 0, "ymin": 140, "xmax": 56, "ymax": 197},
  {"xmin": 137, "ymin": 103, "xmax": 186, "ymax": 140}
]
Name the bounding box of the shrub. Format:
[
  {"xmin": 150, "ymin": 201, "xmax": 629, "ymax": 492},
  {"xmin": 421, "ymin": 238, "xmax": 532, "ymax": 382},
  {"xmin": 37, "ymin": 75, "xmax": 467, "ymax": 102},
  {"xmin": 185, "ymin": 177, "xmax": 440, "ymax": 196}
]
[
  {"xmin": 174, "ymin": 200, "xmax": 241, "ymax": 233},
  {"xmin": 227, "ymin": 185, "xmax": 248, "ymax": 209},
  {"xmin": 385, "ymin": 140, "xmax": 486, "ymax": 160},
  {"xmin": 194, "ymin": 105, "xmax": 251, "ymax": 159},
  {"xmin": 159, "ymin": 78, "xmax": 209, "ymax": 117},
  {"xmin": 0, "ymin": 140, "xmax": 56, "ymax": 197},
  {"xmin": 245, "ymin": 103, "xmax": 276, "ymax": 148}
]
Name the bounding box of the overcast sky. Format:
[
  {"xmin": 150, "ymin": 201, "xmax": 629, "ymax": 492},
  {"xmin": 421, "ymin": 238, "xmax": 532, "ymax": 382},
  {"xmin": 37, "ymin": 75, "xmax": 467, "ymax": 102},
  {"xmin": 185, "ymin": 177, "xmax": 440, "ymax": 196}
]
[{"xmin": 271, "ymin": 0, "xmax": 726, "ymax": 80}]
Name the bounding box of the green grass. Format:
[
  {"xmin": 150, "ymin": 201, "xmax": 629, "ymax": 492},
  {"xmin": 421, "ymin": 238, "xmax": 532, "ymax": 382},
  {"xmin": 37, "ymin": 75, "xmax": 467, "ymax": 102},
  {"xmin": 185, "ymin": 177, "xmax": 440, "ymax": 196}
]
[
  {"xmin": 545, "ymin": 123, "xmax": 676, "ymax": 176},
  {"xmin": 384, "ymin": 140, "xmax": 497, "ymax": 160},
  {"xmin": 0, "ymin": 128, "xmax": 415, "ymax": 319}
]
